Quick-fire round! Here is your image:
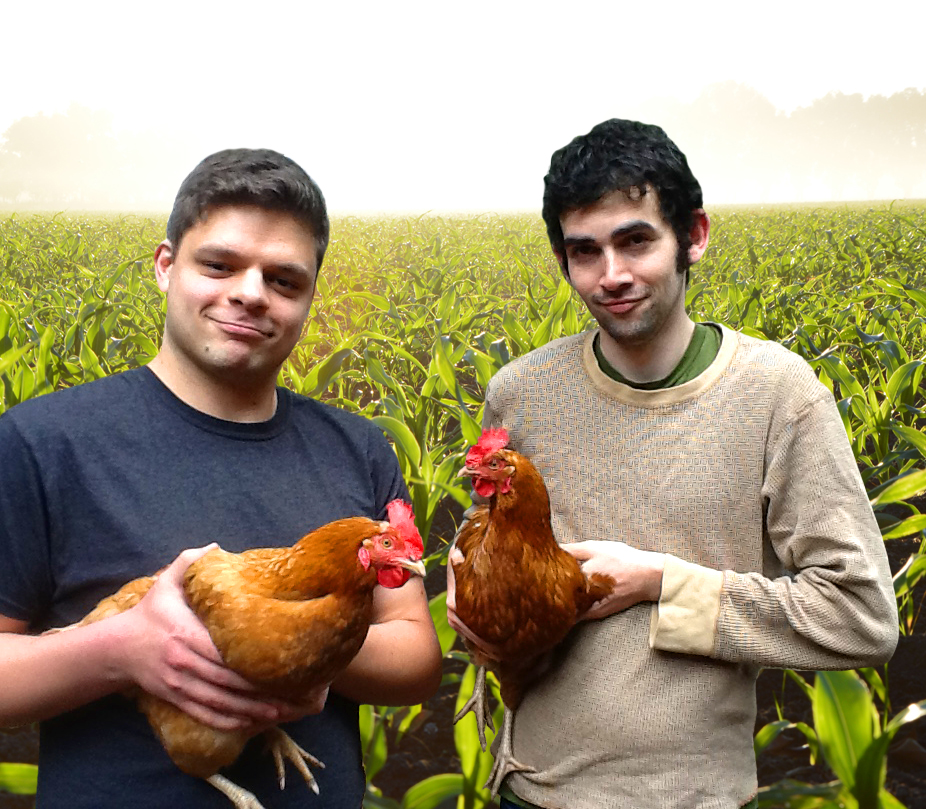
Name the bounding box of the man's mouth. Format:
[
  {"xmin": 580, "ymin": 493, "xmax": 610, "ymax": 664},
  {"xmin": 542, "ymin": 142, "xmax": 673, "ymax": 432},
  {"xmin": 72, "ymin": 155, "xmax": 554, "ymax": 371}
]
[
  {"xmin": 211, "ymin": 318, "xmax": 272, "ymax": 338},
  {"xmin": 597, "ymin": 297, "xmax": 644, "ymax": 314}
]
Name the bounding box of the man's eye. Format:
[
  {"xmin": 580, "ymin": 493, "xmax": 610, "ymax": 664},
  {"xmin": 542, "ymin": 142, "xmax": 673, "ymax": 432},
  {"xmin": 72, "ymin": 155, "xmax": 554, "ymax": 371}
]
[
  {"xmin": 568, "ymin": 245, "xmax": 597, "ymax": 260},
  {"xmin": 205, "ymin": 262, "xmax": 229, "ymax": 273},
  {"xmin": 268, "ymin": 275, "xmax": 299, "ymax": 292}
]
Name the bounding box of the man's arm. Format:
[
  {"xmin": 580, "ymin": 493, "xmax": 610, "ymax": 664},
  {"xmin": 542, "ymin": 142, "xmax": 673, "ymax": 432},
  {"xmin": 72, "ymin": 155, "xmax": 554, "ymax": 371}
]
[
  {"xmin": 0, "ymin": 547, "xmax": 292, "ymax": 730},
  {"xmin": 569, "ymin": 391, "xmax": 899, "ymax": 672},
  {"xmin": 333, "ymin": 576, "xmax": 442, "ymax": 706}
]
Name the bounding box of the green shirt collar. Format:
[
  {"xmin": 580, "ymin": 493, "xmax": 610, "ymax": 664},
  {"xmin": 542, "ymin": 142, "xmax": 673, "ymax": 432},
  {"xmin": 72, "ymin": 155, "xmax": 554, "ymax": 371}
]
[{"xmin": 592, "ymin": 323, "xmax": 722, "ymax": 390}]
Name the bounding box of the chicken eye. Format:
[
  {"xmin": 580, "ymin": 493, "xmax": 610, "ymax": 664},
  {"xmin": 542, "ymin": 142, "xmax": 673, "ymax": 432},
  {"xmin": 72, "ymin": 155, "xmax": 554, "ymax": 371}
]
[
  {"xmin": 381, "ymin": 538, "xmax": 393, "ymax": 548},
  {"xmin": 488, "ymin": 459, "xmax": 500, "ymax": 469}
]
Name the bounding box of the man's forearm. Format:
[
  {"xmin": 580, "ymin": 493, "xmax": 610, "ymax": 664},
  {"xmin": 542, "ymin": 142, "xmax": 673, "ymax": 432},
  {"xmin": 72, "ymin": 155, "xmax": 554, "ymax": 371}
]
[
  {"xmin": 334, "ymin": 617, "xmax": 442, "ymax": 706},
  {"xmin": 0, "ymin": 545, "xmax": 293, "ymax": 732},
  {"xmin": 0, "ymin": 618, "xmax": 130, "ymax": 727}
]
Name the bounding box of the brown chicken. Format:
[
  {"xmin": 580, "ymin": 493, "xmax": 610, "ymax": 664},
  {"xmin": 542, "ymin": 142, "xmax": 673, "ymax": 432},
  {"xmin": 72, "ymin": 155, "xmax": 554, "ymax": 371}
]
[
  {"xmin": 450, "ymin": 428, "xmax": 615, "ymax": 795},
  {"xmin": 73, "ymin": 500, "xmax": 425, "ymax": 809}
]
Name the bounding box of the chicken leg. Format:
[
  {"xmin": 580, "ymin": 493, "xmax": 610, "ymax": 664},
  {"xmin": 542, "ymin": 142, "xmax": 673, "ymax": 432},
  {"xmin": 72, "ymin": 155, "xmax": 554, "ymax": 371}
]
[
  {"xmin": 206, "ymin": 774, "xmax": 266, "ymax": 809},
  {"xmin": 484, "ymin": 706, "xmax": 534, "ymax": 797},
  {"xmin": 453, "ymin": 665, "xmax": 495, "ymax": 750}
]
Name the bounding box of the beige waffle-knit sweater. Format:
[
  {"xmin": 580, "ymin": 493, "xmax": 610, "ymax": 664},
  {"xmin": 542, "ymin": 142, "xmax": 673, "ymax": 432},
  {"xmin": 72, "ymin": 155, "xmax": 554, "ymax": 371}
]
[{"xmin": 484, "ymin": 325, "xmax": 898, "ymax": 809}]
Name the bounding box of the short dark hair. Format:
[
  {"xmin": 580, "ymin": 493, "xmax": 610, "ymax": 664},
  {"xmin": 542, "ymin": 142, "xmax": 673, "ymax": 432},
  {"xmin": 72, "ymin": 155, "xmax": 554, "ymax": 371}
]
[
  {"xmin": 166, "ymin": 148, "xmax": 330, "ymax": 270},
  {"xmin": 542, "ymin": 119, "xmax": 702, "ymax": 273}
]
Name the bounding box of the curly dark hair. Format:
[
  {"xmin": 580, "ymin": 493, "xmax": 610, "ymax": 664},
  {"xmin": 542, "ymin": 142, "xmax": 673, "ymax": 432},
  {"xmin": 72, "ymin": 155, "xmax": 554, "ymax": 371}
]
[
  {"xmin": 542, "ymin": 119, "xmax": 702, "ymax": 275},
  {"xmin": 166, "ymin": 148, "xmax": 329, "ymax": 271}
]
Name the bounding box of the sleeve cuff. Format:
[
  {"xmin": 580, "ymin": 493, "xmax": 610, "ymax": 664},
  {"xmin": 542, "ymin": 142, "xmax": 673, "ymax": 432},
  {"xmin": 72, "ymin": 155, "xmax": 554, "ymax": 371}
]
[{"xmin": 649, "ymin": 555, "xmax": 724, "ymax": 656}]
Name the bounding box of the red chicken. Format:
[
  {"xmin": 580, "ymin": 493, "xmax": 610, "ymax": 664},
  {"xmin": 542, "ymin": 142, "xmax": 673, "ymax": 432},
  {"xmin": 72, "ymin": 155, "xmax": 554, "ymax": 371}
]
[
  {"xmin": 73, "ymin": 500, "xmax": 425, "ymax": 809},
  {"xmin": 449, "ymin": 429, "xmax": 614, "ymax": 794}
]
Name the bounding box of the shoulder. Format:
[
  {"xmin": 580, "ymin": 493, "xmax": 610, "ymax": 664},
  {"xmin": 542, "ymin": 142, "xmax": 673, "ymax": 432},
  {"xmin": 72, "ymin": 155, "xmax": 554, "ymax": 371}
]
[
  {"xmin": 284, "ymin": 391, "xmax": 385, "ymax": 440},
  {"xmin": 1, "ymin": 370, "xmax": 146, "ymax": 439},
  {"xmin": 280, "ymin": 392, "xmax": 407, "ymax": 512},
  {"xmin": 719, "ymin": 327, "xmax": 833, "ymax": 425},
  {"xmin": 487, "ymin": 332, "xmax": 588, "ymax": 399},
  {"xmin": 729, "ymin": 328, "xmax": 814, "ymax": 374},
  {"xmin": 282, "ymin": 391, "xmax": 397, "ymax": 460}
]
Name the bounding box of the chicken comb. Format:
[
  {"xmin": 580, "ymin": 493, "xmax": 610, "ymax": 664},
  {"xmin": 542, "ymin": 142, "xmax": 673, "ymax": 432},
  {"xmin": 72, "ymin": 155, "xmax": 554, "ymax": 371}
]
[
  {"xmin": 386, "ymin": 499, "xmax": 424, "ymax": 555},
  {"xmin": 465, "ymin": 427, "xmax": 510, "ymax": 467}
]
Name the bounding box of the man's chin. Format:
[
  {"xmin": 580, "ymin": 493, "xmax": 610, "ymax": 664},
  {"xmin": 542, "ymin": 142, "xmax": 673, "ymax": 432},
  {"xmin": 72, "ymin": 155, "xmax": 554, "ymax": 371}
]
[
  {"xmin": 197, "ymin": 351, "xmax": 276, "ymax": 384},
  {"xmin": 596, "ymin": 313, "xmax": 655, "ymax": 348}
]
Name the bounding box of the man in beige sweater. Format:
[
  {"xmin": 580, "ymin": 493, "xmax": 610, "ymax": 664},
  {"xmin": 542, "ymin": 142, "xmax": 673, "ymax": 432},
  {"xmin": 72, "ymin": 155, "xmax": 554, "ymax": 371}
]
[{"xmin": 451, "ymin": 119, "xmax": 898, "ymax": 809}]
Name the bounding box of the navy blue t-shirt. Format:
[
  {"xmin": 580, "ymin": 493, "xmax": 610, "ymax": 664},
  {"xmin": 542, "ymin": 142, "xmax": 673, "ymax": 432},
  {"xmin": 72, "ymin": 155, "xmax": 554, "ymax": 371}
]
[{"xmin": 0, "ymin": 367, "xmax": 409, "ymax": 808}]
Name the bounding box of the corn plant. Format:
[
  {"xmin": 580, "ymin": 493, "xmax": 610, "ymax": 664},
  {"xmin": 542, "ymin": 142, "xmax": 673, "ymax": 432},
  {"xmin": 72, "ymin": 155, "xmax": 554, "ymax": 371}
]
[
  {"xmin": 0, "ymin": 762, "xmax": 37, "ymax": 796},
  {"xmin": 757, "ymin": 670, "xmax": 926, "ymax": 809},
  {"xmin": 2, "ymin": 205, "xmax": 926, "ymax": 807}
]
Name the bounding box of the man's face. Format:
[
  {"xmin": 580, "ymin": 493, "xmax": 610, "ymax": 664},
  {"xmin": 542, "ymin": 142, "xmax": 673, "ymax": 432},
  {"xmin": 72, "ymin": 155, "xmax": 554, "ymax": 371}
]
[
  {"xmin": 154, "ymin": 204, "xmax": 317, "ymax": 387},
  {"xmin": 558, "ymin": 188, "xmax": 706, "ymax": 354}
]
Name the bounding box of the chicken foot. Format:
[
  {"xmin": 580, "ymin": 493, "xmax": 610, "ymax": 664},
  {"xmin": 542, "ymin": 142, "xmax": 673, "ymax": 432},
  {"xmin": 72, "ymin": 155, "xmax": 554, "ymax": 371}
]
[
  {"xmin": 202, "ymin": 729, "xmax": 325, "ymax": 809},
  {"xmin": 453, "ymin": 664, "xmax": 495, "ymax": 750},
  {"xmin": 265, "ymin": 727, "xmax": 325, "ymax": 793},
  {"xmin": 485, "ymin": 706, "xmax": 535, "ymax": 798}
]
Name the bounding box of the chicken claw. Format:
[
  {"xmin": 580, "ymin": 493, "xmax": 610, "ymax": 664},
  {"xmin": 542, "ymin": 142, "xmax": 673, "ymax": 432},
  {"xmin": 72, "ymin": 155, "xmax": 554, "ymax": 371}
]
[
  {"xmin": 206, "ymin": 774, "xmax": 267, "ymax": 809},
  {"xmin": 485, "ymin": 707, "xmax": 535, "ymax": 797},
  {"xmin": 265, "ymin": 727, "xmax": 325, "ymax": 793},
  {"xmin": 453, "ymin": 665, "xmax": 495, "ymax": 750}
]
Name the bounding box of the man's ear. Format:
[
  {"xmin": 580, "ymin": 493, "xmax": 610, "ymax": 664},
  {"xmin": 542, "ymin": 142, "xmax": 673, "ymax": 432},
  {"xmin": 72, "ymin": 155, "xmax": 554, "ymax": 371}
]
[
  {"xmin": 687, "ymin": 210, "xmax": 710, "ymax": 265},
  {"xmin": 553, "ymin": 250, "xmax": 570, "ymax": 281},
  {"xmin": 153, "ymin": 241, "xmax": 174, "ymax": 293}
]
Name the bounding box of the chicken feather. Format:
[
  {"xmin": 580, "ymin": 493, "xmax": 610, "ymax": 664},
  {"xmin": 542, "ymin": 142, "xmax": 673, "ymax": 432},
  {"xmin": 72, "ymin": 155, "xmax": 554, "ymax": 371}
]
[
  {"xmin": 451, "ymin": 430, "xmax": 614, "ymax": 795},
  {"xmin": 73, "ymin": 503, "xmax": 425, "ymax": 808}
]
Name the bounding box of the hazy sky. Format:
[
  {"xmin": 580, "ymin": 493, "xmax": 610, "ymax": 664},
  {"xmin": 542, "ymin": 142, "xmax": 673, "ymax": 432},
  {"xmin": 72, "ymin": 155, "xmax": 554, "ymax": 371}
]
[{"xmin": 4, "ymin": 0, "xmax": 926, "ymax": 212}]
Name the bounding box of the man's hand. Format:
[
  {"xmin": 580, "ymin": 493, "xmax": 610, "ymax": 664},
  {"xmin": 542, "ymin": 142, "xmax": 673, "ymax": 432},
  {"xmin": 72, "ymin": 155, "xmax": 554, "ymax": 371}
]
[
  {"xmin": 446, "ymin": 546, "xmax": 503, "ymax": 663},
  {"xmin": 116, "ymin": 545, "xmax": 327, "ymax": 731},
  {"xmin": 562, "ymin": 540, "xmax": 667, "ymax": 621}
]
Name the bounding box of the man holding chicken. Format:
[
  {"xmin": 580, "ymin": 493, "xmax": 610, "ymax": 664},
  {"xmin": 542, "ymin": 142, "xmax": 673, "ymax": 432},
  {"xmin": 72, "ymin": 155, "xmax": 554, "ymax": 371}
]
[
  {"xmin": 449, "ymin": 119, "xmax": 898, "ymax": 809},
  {"xmin": 0, "ymin": 149, "xmax": 442, "ymax": 808}
]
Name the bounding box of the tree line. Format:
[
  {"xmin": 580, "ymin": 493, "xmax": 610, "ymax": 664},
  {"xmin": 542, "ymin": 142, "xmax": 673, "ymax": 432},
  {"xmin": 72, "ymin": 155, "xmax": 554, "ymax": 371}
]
[{"xmin": 1, "ymin": 85, "xmax": 925, "ymax": 209}]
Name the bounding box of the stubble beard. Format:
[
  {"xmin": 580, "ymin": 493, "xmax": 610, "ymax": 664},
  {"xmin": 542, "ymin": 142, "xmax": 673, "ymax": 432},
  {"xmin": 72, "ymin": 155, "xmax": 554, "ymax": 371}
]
[
  {"xmin": 593, "ymin": 264, "xmax": 688, "ymax": 349},
  {"xmin": 164, "ymin": 315, "xmax": 283, "ymax": 392}
]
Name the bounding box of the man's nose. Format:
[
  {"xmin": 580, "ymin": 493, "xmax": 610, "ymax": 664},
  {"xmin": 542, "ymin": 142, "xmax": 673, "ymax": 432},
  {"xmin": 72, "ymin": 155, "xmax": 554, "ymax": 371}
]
[
  {"xmin": 600, "ymin": 248, "xmax": 633, "ymax": 287},
  {"xmin": 230, "ymin": 268, "xmax": 269, "ymax": 307}
]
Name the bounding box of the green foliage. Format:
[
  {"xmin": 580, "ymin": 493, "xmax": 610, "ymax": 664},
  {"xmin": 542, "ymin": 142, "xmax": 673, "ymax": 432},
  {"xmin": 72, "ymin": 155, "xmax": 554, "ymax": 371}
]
[
  {"xmin": 757, "ymin": 671, "xmax": 926, "ymax": 808},
  {"xmin": 0, "ymin": 762, "xmax": 38, "ymax": 795},
  {"xmin": 2, "ymin": 205, "xmax": 926, "ymax": 806}
]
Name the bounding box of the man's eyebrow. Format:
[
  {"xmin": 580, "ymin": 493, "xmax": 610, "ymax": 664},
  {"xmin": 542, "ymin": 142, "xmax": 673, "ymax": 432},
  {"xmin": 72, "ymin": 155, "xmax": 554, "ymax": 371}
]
[
  {"xmin": 563, "ymin": 220, "xmax": 657, "ymax": 247},
  {"xmin": 193, "ymin": 244, "xmax": 312, "ymax": 277}
]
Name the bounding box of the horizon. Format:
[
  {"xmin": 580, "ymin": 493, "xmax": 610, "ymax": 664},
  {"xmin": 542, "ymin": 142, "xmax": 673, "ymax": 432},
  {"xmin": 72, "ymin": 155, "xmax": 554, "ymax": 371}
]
[{"xmin": 3, "ymin": 0, "xmax": 925, "ymax": 213}]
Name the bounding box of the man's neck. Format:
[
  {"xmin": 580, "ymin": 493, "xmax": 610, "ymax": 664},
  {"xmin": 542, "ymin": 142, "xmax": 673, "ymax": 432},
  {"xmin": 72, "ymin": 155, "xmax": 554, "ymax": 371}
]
[
  {"xmin": 597, "ymin": 313, "xmax": 695, "ymax": 384},
  {"xmin": 147, "ymin": 353, "xmax": 278, "ymax": 423}
]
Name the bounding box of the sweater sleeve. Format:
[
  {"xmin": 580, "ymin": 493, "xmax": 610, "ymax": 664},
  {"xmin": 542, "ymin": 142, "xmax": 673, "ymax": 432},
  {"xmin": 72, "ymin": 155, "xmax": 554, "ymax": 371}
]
[{"xmin": 650, "ymin": 389, "xmax": 899, "ymax": 670}]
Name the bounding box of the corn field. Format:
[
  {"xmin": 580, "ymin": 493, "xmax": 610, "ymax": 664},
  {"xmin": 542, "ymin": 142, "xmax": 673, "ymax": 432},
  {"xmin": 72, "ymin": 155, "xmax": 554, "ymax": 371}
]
[{"xmin": 1, "ymin": 205, "xmax": 926, "ymax": 809}]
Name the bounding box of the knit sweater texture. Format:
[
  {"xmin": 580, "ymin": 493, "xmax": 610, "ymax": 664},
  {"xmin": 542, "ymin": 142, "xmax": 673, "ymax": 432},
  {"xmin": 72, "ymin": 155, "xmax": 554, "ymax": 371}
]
[{"xmin": 485, "ymin": 325, "xmax": 897, "ymax": 809}]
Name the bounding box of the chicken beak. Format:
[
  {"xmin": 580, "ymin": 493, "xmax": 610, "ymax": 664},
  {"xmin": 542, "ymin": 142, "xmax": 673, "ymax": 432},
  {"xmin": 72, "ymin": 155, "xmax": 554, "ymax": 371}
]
[
  {"xmin": 457, "ymin": 466, "xmax": 476, "ymax": 478},
  {"xmin": 398, "ymin": 558, "xmax": 427, "ymax": 577}
]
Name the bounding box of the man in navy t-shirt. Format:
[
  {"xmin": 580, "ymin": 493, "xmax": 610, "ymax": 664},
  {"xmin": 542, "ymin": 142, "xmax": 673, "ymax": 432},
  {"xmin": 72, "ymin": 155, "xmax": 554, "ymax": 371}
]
[{"xmin": 0, "ymin": 149, "xmax": 442, "ymax": 808}]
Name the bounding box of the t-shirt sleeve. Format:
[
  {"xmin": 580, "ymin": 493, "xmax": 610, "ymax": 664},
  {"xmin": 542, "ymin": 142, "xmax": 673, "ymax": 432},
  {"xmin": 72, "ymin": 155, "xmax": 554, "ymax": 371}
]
[
  {"xmin": 0, "ymin": 412, "xmax": 55, "ymax": 624},
  {"xmin": 368, "ymin": 422, "xmax": 411, "ymax": 520}
]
